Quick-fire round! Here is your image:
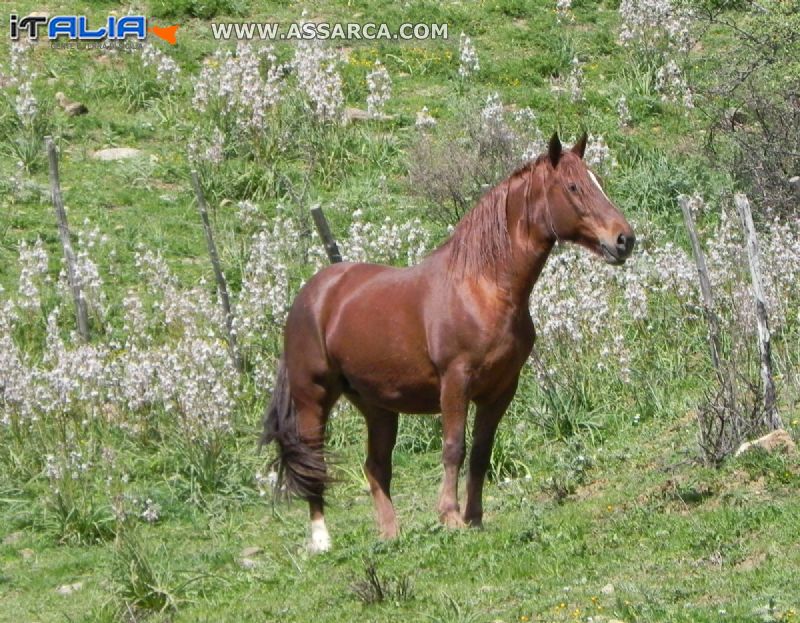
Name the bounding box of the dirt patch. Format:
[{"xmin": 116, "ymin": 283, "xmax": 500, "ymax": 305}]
[
  {"xmin": 574, "ymin": 478, "xmax": 609, "ymax": 501},
  {"xmin": 641, "ymin": 476, "xmax": 717, "ymax": 513},
  {"xmin": 735, "ymin": 551, "xmax": 767, "ymax": 572}
]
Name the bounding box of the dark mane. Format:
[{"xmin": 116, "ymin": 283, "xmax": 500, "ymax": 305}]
[{"xmin": 441, "ymin": 156, "xmax": 547, "ymax": 276}]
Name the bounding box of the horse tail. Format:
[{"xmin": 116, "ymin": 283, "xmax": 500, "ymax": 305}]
[{"xmin": 260, "ymin": 357, "xmax": 329, "ymax": 501}]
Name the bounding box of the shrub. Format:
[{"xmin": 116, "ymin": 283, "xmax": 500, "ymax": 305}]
[
  {"xmin": 408, "ymin": 94, "xmax": 541, "ymax": 223},
  {"xmin": 691, "ymin": 0, "xmax": 800, "ymax": 216}
]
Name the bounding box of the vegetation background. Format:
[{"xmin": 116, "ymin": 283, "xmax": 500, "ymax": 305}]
[{"xmin": 0, "ymin": 1, "xmax": 798, "ymax": 621}]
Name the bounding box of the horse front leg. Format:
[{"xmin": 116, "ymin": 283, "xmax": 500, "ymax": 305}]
[
  {"xmin": 463, "ymin": 382, "xmax": 518, "ymax": 527},
  {"xmin": 437, "ymin": 370, "xmax": 469, "ymax": 528}
]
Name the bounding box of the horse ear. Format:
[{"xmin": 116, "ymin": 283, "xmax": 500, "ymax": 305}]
[
  {"xmin": 548, "ymin": 132, "xmax": 562, "ymax": 167},
  {"xmin": 572, "ymin": 131, "xmax": 588, "ymax": 159}
]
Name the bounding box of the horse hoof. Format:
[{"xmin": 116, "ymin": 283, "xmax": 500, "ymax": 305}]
[
  {"xmin": 378, "ymin": 526, "xmax": 399, "ymax": 540},
  {"xmin": 464, "ymin": 516, "xmax": 483, "ymax": 528},
  {"xmin": 308, "ymin": 534, "xmax": 331, "ymax": 554},
  {"xmin": 308, "ymin": 518, "xmax": 331, "ymax": 553},
  {"xmin": 440, "ymin": 511, "xmax": 467, "ymax": 529}
]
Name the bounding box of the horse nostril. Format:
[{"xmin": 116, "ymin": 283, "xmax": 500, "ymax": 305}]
[{"xmin": 616, "ymin": 233, "xmax": 635, "ymax": 256}]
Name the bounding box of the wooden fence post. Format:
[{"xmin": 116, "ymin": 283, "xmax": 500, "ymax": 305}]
[
  {"xmin": 46, "ymin": 136, "xmax": 90, "ymax": 342},
  {"xmin": 679, "ymin": 195, "xmax": 736, "ymax": 412},
  {"xmin": 310, "ymin": 204, "xmax": 342, "ymax": 264},
  {"xmin": 190, "ymin": 171, "xmax": 243, "ymax": 373},
  {"xmin": 733, "ymin": 193, "xmax": 781, "ymax": 430}
]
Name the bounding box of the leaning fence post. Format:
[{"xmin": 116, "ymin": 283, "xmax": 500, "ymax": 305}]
[
  {"xmin": 679, "ymin": 195, "xmax": 736, "ymax": 412},
  {"xmin": 190, "ymin": 171, "xmax": 243, "ymax": 373},
  {"xmin": 733, "ymin": 193, "xmax": 781, "ymax": 430},
  {"xmin": 46, "ymin": 136, "xmax": 90, "ymax": 342},
  {"xmin": 310, "ymin": 204, "xmax": 342, "ymax": 264}
]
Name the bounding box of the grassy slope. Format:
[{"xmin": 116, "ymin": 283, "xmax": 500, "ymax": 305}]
[
  {"xmin": 1, "ymin": 1, "xmax": 798, "ymax": 622},
  {"xmin": 3, "ymin": 416, "xmax": 798, "ymax": 622}
]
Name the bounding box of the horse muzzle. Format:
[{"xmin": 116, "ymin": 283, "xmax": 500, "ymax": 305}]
[{"xmin": 600, "ymin": 232, "xmax": 635, "ymax": 265}]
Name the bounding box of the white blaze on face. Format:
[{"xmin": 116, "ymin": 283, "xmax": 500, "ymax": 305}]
[
  {"xmin": 309, "ymin": 517, "xmax": 331, "ymax": 553},
  {"xmin": 587, "ymin": 170, "xmax": 610, "ymax": 201}
]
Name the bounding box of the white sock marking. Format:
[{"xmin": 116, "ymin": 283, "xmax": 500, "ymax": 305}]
[{"xmin": 309, "ymin": 518, "xmax": 331, "ymax": 553}]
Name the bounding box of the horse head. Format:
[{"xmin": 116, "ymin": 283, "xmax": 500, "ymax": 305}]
[{"xmin": 542, "ymin": 132, "xmax": 635, "ymax": 265}]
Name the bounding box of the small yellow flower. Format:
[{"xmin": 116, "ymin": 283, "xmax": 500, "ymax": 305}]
[{"xmin": 520, "ymin": 616, "xmax": 530, "ymax": 622}]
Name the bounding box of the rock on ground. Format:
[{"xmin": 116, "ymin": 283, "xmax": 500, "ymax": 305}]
[
  {"xmin": 735, "ymin": 429, "xmax": 796, "ymax": 457},
  {"xmin": 92, "ymin": 147, "xmax": 145, "ymax": 161},
  {"xmin": 789, "ymin": 176, "xmax": 800, "ymax": 197},
  {"xmin": 2, "ymin": 531, "xmax": 24, "ymax": 545},
  {"xmin": 343, "ymin": 107, "xmax": 395, "ymax": 123},
  {"xmin": 56, "ymin": 582, "xmax": 83, "ymax": 595},
  {"xmin": 240, "ymin": 546, "xmax": 263, "ymax": 558}
]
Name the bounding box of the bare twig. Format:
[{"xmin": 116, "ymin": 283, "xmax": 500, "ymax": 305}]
[
  {"xmin": 679, "ymin": 196, "xmax": 739, "ymax": 423},
  {"xmin": 733, "ymin": 193, "xmax": 781, "ymax": 430},
  {"xmin": 310, "ymin": 204, "xmax": 342, "ymax": 264},
  {"xmin": 190, "ymin": 171, "xmax": 243, "ymax": 373},
  {"xmin": 46, "ymin": 136, "xmax": 89, "ymax": 342}
]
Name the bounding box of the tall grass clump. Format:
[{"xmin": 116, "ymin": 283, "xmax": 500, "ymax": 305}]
[
  {"xmin": 112, "ymin": 530, "xmax": 183, "ymax": 616},
  {"xmin": 0, "ymin": 41, "xmax": 52, "ymax": 173},
  {"xmin": 618, "ymin": 0, "xmax": 695, "ymax": 109},
  {"xmin": 350, "ymin": 558, "xmax": 414, "ymax": 605},
  {"xmin": 185, "ymin": 26, "xmax": 400, "ymax": 202}
]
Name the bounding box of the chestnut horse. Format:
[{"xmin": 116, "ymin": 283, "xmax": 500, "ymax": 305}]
[{"xmin": 262, "ymin": 133, "xmax": 634, "ymax": 552}]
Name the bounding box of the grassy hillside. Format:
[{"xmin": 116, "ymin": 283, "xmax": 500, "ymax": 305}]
[{"xmin": 1, "ymin": 1, "xmax": 798, "ymax": 622}]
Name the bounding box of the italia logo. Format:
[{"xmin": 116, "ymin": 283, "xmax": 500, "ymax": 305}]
[{"xmin": 9, "ymin": 14, "xmax": 179, "ymax": 44}]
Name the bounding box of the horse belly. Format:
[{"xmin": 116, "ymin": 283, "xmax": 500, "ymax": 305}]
[
  {"xmin": 344, "ymin": 369, "xmax": 441, "ymax": 414},
  {"xmin": 333, "ymin": 336, "xmax": 441, "ymax": 413}
]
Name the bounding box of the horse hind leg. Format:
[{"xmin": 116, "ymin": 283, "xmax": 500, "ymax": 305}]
[
  {"xmin": 355, "ymin": 402, "xmax": 400, "ymax": 539},
  {"xmin": 296, "ymin": 386, "xmax": 342, "ymax": 553},
  {"xmin": 263, "ymin": 359, "xmax": 340, "ymax": 553}
]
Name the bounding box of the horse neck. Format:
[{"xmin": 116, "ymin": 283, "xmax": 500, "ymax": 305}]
[
  {"xmin": 496, "ymin": 167, "xmax": 556, "ymax": 308},
  {"xmin": 502, "ymin": 221, "xmax": 554, "ymax": 308},
  {"xmin": 434, "ymin": 162, "xmax": 556, "ymax": 310}
]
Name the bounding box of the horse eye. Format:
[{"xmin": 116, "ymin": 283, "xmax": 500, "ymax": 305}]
[{"xmin": 568, "ymin": 183, "xmax": 579, "ymax": 193}]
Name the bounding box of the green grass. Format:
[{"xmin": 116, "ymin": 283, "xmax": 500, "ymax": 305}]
[
  {"xmin": 2, "ymin": 415, "xmax": 798, "ymax": 622},
  {"xmin": 1, "ymin": 1, "xmax": 799, "ymax": 621}
]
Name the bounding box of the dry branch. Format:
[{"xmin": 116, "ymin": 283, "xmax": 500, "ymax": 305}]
[
  {"xmin": 46, "ymin": 136, "xmax": 89, "ymax": 341},
  {"xmin": 190, "ymin": 170, "xmax": 243, "ymax": 373},
  {"xmin": 733, "ymin": 193, "xmax": 780, "ymax": 430},
  {"xmin": 310, "ymin": 204, "xmax": 342, "ymax": 264},
  {"xmin": 679, "ymin": 195, "xmax": 736, "ymax": 413}
]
